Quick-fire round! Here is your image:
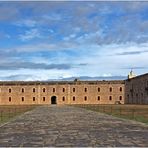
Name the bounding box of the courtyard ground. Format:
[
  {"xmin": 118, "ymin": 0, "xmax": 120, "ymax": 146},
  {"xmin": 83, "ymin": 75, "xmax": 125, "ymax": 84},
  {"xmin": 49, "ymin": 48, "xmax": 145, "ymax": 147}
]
[{"xmin": 0, "ymin": 105, "xmax": 147, "ymax": 147}]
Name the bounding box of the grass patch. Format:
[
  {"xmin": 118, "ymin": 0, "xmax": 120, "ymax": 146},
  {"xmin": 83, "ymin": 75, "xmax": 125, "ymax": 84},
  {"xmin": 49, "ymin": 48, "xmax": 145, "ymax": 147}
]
[
  {"xmin": 73, "ymin": 104, "xmax": 148, "ymax": 124},
  {"xmin": 0, "ymin": 105, "xmax": 37, "ymax": 125}
]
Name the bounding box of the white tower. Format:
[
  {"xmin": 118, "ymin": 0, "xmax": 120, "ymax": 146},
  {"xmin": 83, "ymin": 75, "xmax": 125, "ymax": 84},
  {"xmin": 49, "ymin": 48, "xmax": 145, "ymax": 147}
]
[{"xmin": 128, "ymin": 69, "xmax": 136, "ymax": 79}]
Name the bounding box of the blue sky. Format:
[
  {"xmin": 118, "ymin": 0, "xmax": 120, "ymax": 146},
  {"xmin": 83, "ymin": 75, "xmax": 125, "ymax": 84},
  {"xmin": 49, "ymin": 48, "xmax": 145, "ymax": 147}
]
[{"xmin": 0, "ymin": 1, "xmax": 148, "ymax": 81}]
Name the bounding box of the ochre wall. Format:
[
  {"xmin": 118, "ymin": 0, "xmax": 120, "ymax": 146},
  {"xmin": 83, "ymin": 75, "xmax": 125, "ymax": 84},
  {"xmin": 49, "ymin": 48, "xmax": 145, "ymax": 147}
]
[
  {"xmin": 1, "ymin": 73, "xmax": 148, "ymax": 105},
  {"xmin": 125, "ymin": 73, "xmax": 148, "ymax": 104},
  {"xmin": 0, "ymin": 81, "xmax": 125, "ymax": 105}
]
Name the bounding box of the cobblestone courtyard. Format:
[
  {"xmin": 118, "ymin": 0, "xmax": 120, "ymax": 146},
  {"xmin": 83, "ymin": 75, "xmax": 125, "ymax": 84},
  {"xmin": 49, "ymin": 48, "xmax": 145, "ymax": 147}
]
[{"xmin": 0, "ymin": 105, "xmax": 148, "ymax": 147}]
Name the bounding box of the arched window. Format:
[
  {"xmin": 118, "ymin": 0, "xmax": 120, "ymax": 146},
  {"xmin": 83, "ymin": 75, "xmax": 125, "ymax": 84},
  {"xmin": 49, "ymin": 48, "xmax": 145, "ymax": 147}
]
[
  {"xmin": 84, "ymin": 96, "xmax": 87, "ymax": 101},
  {"xmin": 43, "ymin": 88, "xmax": 46, "ymax": 92},
  {"xmin": 109, "ymin": 87, "xmax": 112, "ymax": 92},
  {"xmin": 22, "ymin": 88, "xmax": 24, "ymax": 93},
  {"xmin": 63, "ymin": 96, "xmax": 65, "ymax": 101},
  {"xmin": 84, "ymin": 88, "xmax": 87, "ymax": 92},
  {"xmin": 119, "ymin": 96, "xmax": 122, "ymax": 100},
  {"xmin": 73, "ymin": 88, "xmax": 75, "ymax": 92},
  {"xmin": 53, "ymin": 88, "xmax": 55, "ymax": 92},
  {"xmin": 109, "ymin": 96, "xmax": 112, "ymax": 100},
  {"xmin": 63, "ymin": 88, "xmax": 65, "ymax": 92},
  {"xmin": 22, "ymin": 97, "xmax": 24, "ymax": 102},
  {"xmin": 33, "ymin": 88, "xmax": 35, "ymax": 92},
  {"xmin": 9, "ymin": 97, "xmax": 11, "ymax": 102},
  {"xmin": 9, "ymin": 88, "xmax": 11, "ymax": 93},
  {"xmin": 73, "ymin": 96, "xmax": 75, "ymax": 101},
  {"xmin": 43, "ymin": 97, "xmax": 45, "ymax": 101},
  {"xmin": 98, "ymin": 96, "xmax": 100, "ymax": 101},
  {"xmin": 33, "ymin": 97, "xmax": 35, "ymax": 101},
  {"xmin": 119, "ymin": 87, "xmax": 122, "ymax": 92},
  {"xmin": 98, "ymin": 87, "xmax": 100, "ymax": 92}
]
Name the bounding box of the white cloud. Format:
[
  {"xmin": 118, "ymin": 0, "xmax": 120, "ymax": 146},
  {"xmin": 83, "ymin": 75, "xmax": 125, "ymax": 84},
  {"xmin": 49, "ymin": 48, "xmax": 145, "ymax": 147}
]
[
  {"xmin": 13, "ymin": 41, "xmax": 79, "ymax": 52},
  {"xmin": 15, "ymin": 19, "xmax": 37, "ymax": 27},
  {"xmin": 102, "ymin": 73, "xmax": 112, "ymax": 77},
  {"xmin": 19, "ymin": 29, "xmax": 41, "ymax": 41},
  {"xmin": 42, "ymin": 14, "xmax": 62, "ymax": 21},
  {"xmin": 63, "ymin": 34, "xmax": 77, "ymax": 41}
]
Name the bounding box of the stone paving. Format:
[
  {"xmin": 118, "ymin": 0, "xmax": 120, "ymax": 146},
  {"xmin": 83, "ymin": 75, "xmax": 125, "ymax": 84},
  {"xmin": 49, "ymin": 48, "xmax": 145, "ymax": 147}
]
[{"xmin": 0, "ymin": 105, "xmax": 148, "ymax": 147}]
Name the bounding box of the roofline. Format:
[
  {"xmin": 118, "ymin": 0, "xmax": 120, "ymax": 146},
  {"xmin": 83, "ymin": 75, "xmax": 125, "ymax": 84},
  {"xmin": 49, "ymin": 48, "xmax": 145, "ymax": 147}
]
[
  {"xmin": 126, "ymin": 73, "xmax": 148, "ymax": 81},
  {"xmin": 0, "ymin": 80, "xmax": 125, "ymax": 85}
]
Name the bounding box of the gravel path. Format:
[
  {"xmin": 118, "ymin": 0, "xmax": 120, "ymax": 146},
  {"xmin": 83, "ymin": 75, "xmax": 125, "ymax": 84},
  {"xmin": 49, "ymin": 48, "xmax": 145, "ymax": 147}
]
[{"xmin": 0, "ymin": 105, "xmax": 147, "ymax": 147}]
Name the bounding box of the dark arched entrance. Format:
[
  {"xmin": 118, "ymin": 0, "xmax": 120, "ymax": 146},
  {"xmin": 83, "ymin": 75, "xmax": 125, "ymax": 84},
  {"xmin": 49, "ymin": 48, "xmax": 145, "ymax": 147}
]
[{"xmin": 51, "ymin": 96, "xmax": 57, "ymax": 104}]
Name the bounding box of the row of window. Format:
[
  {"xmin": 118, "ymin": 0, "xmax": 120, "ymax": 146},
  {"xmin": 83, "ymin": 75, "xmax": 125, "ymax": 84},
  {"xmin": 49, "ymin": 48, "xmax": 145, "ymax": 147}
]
[
  {"xmin": 8, "ymin": 97, "xmax": 42, "ymax": 102},
  {"xmin": 6, "ymin": 87, "xmax": 123, "ymax": 93},
  {"xmin": 8, "ymin": 96, "xmax": 122, "ymax": 102},
  {"xmin": 127, "ymin": 92, "xmax": 144, "ymax": 98}
]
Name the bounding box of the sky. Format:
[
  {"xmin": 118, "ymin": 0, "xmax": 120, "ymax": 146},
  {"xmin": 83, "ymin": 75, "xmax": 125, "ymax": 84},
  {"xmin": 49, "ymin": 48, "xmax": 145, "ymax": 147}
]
[{"xmin": 0, "ymin": 1, "xmax": 148, "ymax": 81}]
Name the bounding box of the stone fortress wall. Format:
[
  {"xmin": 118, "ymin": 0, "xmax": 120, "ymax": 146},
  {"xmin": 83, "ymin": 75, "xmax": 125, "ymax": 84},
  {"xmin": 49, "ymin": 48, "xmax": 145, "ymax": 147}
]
[
  {"xmin": 0, "ymin": 72, "xmax": 147, "ymax": 105},
  {"xmin": 0, "ymin": 80, "xmax": 125, "ymax": 105},
  {"xmin": 125, "ymin": 73, "xmax": 148, "ymax": 104}
]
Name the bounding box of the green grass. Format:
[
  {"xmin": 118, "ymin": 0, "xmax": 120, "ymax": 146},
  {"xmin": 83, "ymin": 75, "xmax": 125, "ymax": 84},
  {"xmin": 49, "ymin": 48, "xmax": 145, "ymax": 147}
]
[{"xmin": 73, "ymin": 104, "xmax": 148, "ymax": 124}]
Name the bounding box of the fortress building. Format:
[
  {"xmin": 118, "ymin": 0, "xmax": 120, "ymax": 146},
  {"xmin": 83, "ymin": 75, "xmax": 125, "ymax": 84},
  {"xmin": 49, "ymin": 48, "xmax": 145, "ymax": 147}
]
[
  {"xmin": 125, "ymin": 73, "xmax": 148, "ymax": 104},
  {"xmin": 0, "ymin": 72, "xmax": 147, "ymax": 105}
]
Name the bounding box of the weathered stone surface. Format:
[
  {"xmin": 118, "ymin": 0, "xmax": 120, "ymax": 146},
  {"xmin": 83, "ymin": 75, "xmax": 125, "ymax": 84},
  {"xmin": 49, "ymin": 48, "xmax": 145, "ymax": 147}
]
[
  {"xmin": 0, "ymin": 105, "xmax": 147, "ymax": 147},
  {"xmin": 125, "ymin": 73, "xmax": 148, "ymax": 104}
]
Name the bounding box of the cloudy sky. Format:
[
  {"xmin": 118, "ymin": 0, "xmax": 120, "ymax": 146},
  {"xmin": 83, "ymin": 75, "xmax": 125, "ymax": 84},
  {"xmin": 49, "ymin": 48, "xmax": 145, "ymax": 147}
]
[{"xmin": 0, "ymin": 1, "xmax": 148, "ymax": 81}]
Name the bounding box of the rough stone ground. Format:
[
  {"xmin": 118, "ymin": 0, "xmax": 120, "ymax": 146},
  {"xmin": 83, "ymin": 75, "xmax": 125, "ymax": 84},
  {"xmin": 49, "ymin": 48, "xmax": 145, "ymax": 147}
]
[{"xmin": 0, "ymin": 105, "xmax": 148, "ymax": 147}]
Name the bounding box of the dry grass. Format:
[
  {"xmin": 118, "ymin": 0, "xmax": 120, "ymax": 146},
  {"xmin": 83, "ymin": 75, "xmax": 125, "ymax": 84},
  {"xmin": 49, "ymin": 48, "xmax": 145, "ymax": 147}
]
[
  {"xmin": 0, "ymin": 105, "xmax": 37, "ymax": 124},
  {"xmin": 74, "ymin": 104, "xmax": 148, "ymax": 124}
]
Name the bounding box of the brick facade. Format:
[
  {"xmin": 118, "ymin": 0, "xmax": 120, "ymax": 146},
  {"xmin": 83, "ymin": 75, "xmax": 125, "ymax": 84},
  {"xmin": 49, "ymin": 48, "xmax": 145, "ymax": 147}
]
[{"xmin": 0, "ymin": 80, "xmax": 125, "ymax": 105}]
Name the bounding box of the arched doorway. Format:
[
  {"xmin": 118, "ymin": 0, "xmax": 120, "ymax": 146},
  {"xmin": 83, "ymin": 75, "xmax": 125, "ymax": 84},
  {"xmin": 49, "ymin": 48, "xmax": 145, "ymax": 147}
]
[{"xmin": 51, "ymin": 96, "xmax": 57, "ymax": 104}]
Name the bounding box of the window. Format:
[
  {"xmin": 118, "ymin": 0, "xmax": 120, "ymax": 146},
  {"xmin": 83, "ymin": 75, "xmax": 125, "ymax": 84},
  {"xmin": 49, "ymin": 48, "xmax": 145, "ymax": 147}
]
[
  {"xmin": 22, "ymin": 97, "xmax": 24, "ymax": 102},
  {"xmin": 63, "ymin": 88, "xmax": 65, "ymax": 92},
  {"xmin": 9, "ymin": 97, "xmax": 11, "ymax": 102},
  {"xmin": 22, "ymin": 88, "xmax": 24, "ymax": 93},
  {"xmin": 119, "ymin": 96, "xmax": 122, "ymax": 100},
  {"xmin": 53, "ymin": 88, "xmax": 55, "ymax": 92},
  {"xmin": 73, "ymin": 88, "xmax": 75, "ymax": 92},
  {"xmin": 109, "ymin": 87, "xmax": 112, "ymax": 92},
  {"xmin": 73, "ymin": 96, "xmax": 75, "ymax": 101},
  {"xmin": 43, "ymin": 97, "xmax": 45, "ymax": 101},
  {"xmin": 9, "ymin": 88, "xmax": 11, "ymax": 93},
  {"xmin": 120, "ymin": 87, "xmax": 122, "ymax": 92},
  {"xmin": 63, "ymin": 96, "xmax": 65, "ymax": 101},
  {"xmin": 109, "ymin": 96, "xmax": 112, "ymax": 100},
  {"xmin": 33, "ymin": 97, "xmax": 35, "ymax": 101},
  {"xmin": 84, "ymin": 96, "xmax": 87, "ymax": 101},
  {"xmin": 33, "ymin": 88, "xmax": 35, "ymax": 92},
  {"xmin": 43, "ymin": 88, "xmax": 46, "ymax": 92},
  {"xmin": 98, "ymin": 87, "xmax": 100, "ymax": 92},
  {"xmin": 84, "ymin": 88, "xmax": 87, "ymax": 92},
  {"xmin": 98, "ymin": 96, "xmax": 100, "ymax": 101}
]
